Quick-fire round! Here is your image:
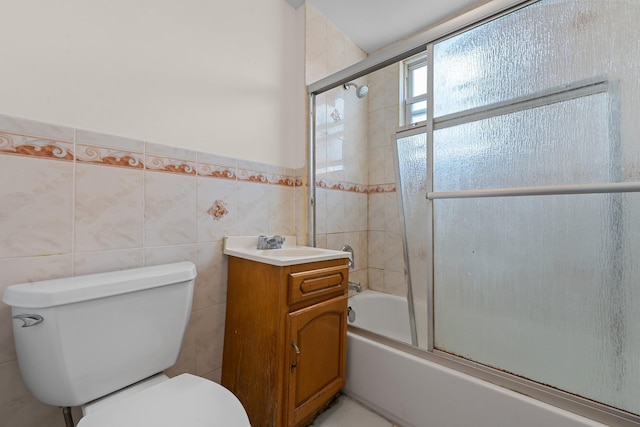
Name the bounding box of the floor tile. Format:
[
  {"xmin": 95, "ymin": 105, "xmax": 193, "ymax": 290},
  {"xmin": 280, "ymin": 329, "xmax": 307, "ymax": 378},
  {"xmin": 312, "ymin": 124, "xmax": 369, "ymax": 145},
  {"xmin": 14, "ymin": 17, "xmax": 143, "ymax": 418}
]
[{"xmin": 313, "ymin": 395, "xmax": 393, "ymax": 427}]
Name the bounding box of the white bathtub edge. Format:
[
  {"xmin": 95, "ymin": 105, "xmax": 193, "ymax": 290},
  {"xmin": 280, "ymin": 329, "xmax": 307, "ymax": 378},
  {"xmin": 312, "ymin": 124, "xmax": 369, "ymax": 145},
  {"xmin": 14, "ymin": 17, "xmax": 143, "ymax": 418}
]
[{"xmin": 345, "ymin": 331, "xmax": 607, "ymax": 427}]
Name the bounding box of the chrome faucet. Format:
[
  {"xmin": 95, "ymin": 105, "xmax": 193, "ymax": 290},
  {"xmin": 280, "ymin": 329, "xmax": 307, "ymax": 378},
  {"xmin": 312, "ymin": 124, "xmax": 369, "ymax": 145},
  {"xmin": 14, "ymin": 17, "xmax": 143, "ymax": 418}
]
[
  {"xmin": 257, "ymin": 235, "xmax": 285, "ymax": 250},
  {"xmin": 348, "ymin": 281, "xmax": 362, "ymax": 292}
]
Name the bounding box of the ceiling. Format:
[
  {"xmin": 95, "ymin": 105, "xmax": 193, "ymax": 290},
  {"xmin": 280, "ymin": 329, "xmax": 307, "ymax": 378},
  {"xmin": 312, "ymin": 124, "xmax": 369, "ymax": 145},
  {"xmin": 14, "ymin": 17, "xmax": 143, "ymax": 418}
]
[{"xmin": 303, "ymin": 0, "xmax": 482, "ymax": 53}]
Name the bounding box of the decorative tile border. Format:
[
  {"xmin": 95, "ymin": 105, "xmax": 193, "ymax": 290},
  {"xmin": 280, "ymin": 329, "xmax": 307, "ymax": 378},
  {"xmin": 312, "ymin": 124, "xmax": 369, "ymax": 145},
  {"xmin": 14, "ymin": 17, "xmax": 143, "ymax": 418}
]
[
  {"xmin": 146, "ymin": 154, "xmax": 196, "ymax": 175},
  {"xmin": 368, "ymin": 183, "xmax": 397, "ymax": 193},
  {"xmin": 197, "ymin": 161, "xmax": 237, "ymax": 180},
  {"xmin": 316, "ymin": 179, "xmax": 396, "ymax": 193},
  {"xmin": 76, "ymin": 143, "xmax": 144, "ymax": 169},
  {"xmin": 0, "ymin": 131, "xmax": 74, "ymax": 161},
  {"xmin": 0, "ymin": 115, "xmax": 320, "ymax": 189}
]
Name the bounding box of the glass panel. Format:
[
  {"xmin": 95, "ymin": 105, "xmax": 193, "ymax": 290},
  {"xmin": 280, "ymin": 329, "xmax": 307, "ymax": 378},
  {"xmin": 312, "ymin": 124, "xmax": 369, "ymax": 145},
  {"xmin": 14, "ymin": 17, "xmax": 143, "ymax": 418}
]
[
  {"xmin": 433, "ymin": 193, "xmax": 640, "ymax": 414},
  {"xmin": 395, "ymin": 131, "xmax": 429, "ymax": 348},
  {"xmin": 431, "ymin": 0, "xmax": 640, "ymax": 415},
  {"xmin": 433, "ymin": 0, "xmax": 640, "ymax": 118},
  {"xmin": 433, "ymin": 92, "xmax": 616, "ymax": 192},
  {"xmin": 411, "ymin": 65, "xmax": 427, "ymax": 97},
  {"xmin": 410, "ymin": 101, "xmax": 427, "ymax": 124}
]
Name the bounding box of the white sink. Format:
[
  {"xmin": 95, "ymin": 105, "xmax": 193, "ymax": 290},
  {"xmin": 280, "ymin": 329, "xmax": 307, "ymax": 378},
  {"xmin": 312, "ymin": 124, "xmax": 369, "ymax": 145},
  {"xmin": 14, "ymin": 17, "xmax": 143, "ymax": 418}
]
[{"xmin": 223, "ymin": 236, "xmax": 350, "ymax": 266}]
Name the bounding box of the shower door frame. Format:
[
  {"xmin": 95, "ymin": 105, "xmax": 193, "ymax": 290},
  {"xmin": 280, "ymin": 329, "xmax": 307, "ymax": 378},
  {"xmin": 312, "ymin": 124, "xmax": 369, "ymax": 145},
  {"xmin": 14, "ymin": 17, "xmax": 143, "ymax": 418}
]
[{"xmin": 305, "ymin": 0, "xmax": 640, "ymax": 424}]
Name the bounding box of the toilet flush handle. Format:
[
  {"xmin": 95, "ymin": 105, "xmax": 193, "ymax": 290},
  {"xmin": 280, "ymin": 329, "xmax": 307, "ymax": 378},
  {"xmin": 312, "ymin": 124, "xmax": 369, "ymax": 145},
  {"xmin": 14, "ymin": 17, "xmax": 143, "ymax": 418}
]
[{"xmin": 13, "ymin": 314, "xmax": 44, "ymax": 328}]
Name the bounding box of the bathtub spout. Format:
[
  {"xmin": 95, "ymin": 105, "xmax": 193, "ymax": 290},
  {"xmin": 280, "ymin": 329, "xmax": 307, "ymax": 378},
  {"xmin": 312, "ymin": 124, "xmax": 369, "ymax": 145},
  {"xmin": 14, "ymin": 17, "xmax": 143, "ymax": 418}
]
[{"xmin": 348, "ymin": 281, "xmax": 362, "ymax": 292}]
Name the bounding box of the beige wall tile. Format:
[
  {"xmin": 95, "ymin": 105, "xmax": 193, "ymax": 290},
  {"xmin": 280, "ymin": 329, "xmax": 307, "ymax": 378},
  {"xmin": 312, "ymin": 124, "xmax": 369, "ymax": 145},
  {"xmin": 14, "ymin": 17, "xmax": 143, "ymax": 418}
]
[
  {"xmin": 196, "ymin": 177, "xmax": 237, "ymax": 243},
  {"xmin": 74, "ymin": 249, "xmax": 144, "ymax": 276},
  {"xmin": 0, "ymin": 361, "xmax": 63, "ymax": 427},
  {"xmin": 0, "ymin": 255, "xmax": 72, "ymax": 364},
  {"xmin": 144, "ymin": 244, "xmax": 197, "ymax": 267},
  {"xmin": 194, "ymin": 242, "xmax": 227, "ymax": 310},
  {"xmin": 0, "ymin": 156, "xmax": 73, "ymax": 258},
  {"xmin": 145, "ymin": 171, "xmax": 197, "ymax": 246},
  {"xmin": 194, "ymin": 304, "xmax": 226, "ymax": 376},
  {"xmin": 75, "ymin": 164, "xmax": 144, "ymax": 251}
]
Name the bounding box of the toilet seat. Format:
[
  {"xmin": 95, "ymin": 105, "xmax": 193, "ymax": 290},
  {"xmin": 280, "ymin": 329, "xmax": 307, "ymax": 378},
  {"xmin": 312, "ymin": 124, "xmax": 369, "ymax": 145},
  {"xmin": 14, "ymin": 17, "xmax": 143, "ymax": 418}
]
[{"xmin": 76, "ymin": 374, "xmax": 250, "ymax": 427}]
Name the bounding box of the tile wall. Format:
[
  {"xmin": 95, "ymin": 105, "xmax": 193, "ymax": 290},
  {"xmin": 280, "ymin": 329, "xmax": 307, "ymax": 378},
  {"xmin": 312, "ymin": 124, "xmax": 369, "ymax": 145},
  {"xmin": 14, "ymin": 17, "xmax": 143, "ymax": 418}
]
[
  {"xmin": 306, "ymin": 3, "xmax": 370, "ymax": 291},
  {"xmin": 307, "ymin": 4, "xmax": 407, "ymax": 297},
  {"xmin": 367, "ymin": 64, "xmax": 407, "ymax": 296},
  {"xmin": 0, "ymin": 113, "xmax": 302, "ymax": 427}
]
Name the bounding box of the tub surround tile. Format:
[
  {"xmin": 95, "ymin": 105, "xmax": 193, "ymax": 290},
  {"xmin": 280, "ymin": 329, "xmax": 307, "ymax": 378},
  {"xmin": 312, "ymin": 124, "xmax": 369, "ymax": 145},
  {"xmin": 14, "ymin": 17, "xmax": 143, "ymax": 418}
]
[
  {"xmin": 326, "ymin": 189, "xmax": 345, "ymax": 233},
  {"xmin": 369, "ymin": 63, "xmax": 401, "ymax": 112},
  {"xmin": 368, "ymin": 193, "xmax": 385, "ymax": 231},
  {"xmin": 315, "ymin": 188, "xmax": 327, "ymax": 235},
  {"xmin": 368, "ymin": 231, "xmax": 385, "ymax": 270},
  {"xmin": 384, "ymin": 192, "xmax": 400, "ymax": 233},
  {"xmin": 368, "ymin": 146, "xmax": 386, "ymax": 185},
  {"xmin": 384, "ymin": 270, "xmax": 407, "ymax": 296},
  {"xmin": 368, "ymin": 268, "xmax": 384, "ymax": 292},
  {"xmin": 383, "ymin": 232, "xmax": 404, "ymax": 273},
  {"xmin": 305, "ymin": 4, "xmax": 328, "ymax": 84},
  {"xmin": 0, "ymin": 156, "xmax": 73, "ymax": 258},
  {"xmin": 326, "ymin": 232, "xmax": 346, "ymax": 252}
]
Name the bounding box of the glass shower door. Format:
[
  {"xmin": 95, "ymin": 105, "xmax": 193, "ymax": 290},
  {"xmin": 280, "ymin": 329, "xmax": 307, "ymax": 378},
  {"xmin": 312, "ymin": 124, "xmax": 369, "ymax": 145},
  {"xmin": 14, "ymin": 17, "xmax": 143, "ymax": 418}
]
[{"xmin": 430, "ymin": 0, "xmax": 640, "ymax": 415}]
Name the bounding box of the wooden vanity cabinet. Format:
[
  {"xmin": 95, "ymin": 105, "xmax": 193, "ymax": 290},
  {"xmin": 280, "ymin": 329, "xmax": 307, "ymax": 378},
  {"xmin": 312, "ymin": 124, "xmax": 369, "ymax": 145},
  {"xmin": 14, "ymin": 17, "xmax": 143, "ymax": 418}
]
[{"xmin": 221, "ymin": 256, "xmax": 349, "ymax": 427}]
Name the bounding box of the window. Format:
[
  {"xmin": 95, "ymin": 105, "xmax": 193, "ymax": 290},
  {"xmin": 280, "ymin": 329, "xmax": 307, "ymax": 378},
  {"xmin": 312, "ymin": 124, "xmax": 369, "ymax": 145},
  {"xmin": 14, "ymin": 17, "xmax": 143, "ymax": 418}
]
[{"xmin": 404, "ymin": 57, "xmax": 427, "ymax": 125}]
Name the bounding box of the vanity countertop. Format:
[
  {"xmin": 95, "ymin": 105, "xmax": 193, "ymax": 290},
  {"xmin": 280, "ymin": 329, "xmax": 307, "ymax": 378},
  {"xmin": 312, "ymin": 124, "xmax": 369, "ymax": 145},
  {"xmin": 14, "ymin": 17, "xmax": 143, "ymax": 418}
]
[{"xmin": 223, "ymin": 236, "xmax": 350, "ymax": 266}]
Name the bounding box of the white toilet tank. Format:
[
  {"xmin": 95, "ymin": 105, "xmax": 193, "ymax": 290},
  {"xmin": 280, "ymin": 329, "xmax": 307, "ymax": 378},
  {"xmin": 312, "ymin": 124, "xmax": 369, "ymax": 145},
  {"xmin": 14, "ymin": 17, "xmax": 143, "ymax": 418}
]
[{"xmin": 2, "ymin": 262, "xmax": 197, "ymax": 407}]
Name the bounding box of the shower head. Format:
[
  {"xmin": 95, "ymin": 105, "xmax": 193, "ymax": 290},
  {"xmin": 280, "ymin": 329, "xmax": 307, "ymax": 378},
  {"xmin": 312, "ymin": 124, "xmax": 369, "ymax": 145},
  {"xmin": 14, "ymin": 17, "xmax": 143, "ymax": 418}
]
[{"xmin": 343, "ymin": 82, "xmax": 369, "ymax": 99}]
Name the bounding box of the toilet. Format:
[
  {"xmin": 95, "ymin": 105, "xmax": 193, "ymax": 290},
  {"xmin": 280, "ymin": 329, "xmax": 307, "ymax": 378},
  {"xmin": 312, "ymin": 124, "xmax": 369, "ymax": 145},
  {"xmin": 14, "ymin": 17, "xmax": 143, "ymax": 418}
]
[{"xmin": 2, "ymin": 262, "xmax": 250, "ymax": 427}]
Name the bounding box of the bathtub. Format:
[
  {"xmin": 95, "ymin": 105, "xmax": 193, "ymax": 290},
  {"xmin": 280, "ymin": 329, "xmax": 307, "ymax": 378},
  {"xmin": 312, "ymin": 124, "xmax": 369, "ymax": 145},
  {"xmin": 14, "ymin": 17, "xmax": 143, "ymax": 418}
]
[
  {"xmin": 347, "ymin": 290, "xmax": 412, "ymax": 345},
  {"xmin": 344, "ymin": 291, "xmax": 606, "ymax": 427}
]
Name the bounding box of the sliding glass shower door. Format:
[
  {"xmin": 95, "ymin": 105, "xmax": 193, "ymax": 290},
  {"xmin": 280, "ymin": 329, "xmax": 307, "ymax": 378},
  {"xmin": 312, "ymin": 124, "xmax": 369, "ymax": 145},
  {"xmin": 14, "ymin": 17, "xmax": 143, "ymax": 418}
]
[{"xmin": 429, "ymin": 0, "xmax": 640, "ymax": 415}]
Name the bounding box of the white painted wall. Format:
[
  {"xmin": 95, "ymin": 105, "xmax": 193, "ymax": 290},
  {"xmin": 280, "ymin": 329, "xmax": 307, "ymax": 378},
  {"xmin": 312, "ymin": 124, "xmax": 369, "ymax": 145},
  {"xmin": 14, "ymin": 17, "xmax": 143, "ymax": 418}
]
[{"xmin": 0, "ymin": 0, "xmax": 306, "ymax": 167}]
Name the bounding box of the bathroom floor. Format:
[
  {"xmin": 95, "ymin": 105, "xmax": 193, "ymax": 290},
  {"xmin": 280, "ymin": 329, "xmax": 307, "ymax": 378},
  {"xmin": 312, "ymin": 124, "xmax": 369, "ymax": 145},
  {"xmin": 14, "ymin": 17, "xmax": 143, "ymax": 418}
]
[{"xmin": 313, "ymin": 394, "xmax": 398, "ymax": 427}]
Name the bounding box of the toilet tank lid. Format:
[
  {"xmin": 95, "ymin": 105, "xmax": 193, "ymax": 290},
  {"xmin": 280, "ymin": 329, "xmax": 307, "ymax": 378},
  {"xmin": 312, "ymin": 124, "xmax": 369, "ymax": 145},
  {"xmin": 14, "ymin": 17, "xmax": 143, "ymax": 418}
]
[{"xmin": 2, "ymin": 262, "xmax": 197, "ymax": 309}]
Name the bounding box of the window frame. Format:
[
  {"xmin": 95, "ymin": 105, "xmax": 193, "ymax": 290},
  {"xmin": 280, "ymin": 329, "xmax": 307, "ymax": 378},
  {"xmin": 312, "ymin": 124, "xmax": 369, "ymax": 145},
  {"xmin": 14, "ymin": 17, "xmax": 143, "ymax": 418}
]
[{"xmin": 404, "ymin": 56, "xmax": 428, "ymax": 126}]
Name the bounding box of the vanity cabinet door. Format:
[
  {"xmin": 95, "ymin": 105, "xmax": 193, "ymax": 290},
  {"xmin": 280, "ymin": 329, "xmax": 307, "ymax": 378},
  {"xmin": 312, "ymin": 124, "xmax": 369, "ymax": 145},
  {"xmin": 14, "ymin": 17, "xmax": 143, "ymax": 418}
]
[{"xmin": 285, "ymin": 295, "xmax": 348, "ymax": 427}]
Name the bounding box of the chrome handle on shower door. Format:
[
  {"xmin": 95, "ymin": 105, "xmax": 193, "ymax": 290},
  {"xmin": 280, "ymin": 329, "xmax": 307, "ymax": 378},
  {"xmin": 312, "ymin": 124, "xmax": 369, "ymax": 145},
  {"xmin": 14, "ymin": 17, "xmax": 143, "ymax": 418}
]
[{"xmin": 291, "ymin": 339, "xmax": 301, "ymax": 372}]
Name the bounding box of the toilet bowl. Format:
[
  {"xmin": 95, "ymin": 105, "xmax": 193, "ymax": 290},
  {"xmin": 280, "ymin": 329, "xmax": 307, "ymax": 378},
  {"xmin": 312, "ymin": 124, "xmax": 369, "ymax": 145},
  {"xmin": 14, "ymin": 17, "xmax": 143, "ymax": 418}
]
[
  {"xmin": 77, "ymin": 374, "xmax": 249, "ymax": 427},
  {"xmin": 2, "ymin": 262, "xmax": 250, "ymax": 426}
]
